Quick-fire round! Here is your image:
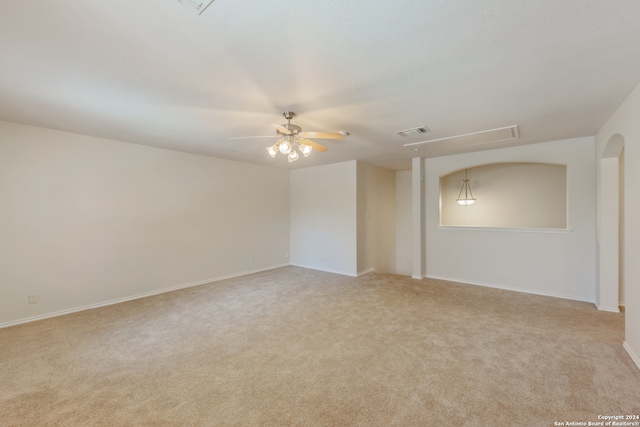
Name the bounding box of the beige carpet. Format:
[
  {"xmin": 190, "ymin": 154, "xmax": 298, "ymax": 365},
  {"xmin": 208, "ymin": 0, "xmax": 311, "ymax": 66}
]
[{"xmin": 1, "ymin": 266, "xmax": 639, "ymax": 426}]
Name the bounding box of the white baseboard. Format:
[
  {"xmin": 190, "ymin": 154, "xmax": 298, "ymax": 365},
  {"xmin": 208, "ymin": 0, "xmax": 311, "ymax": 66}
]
[
  {"xmin": 357, "ymin": 268, "xmax": 375, "ymax": 277},
  {"xmin": 425, "ymin": 274, "xmax": 594, "ymax": 304},
  {"xmin": 596, "ymin": 304, "xmax": 621, "ymax": 313},
  {"xmin": 0, "ymin": 263, "xmax": 289, "ymax": 329},
  {"xmin": 623, "ymin": 341, "xmax": 640, "ymax": 372},
  {"xmin": 289, "ymin": 263, "xmax": 356, "ymax": 277}
]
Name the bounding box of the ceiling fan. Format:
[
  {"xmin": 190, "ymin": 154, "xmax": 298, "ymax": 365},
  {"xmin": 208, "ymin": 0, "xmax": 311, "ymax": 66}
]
[{"xmin": 230, "ymin": 111, "xmax": 345, "ymax": 163}]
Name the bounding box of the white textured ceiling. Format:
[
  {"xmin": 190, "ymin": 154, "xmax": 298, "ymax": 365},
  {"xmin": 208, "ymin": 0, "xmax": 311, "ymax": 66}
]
[{"xmin": 1, "ymin": 1, "xmax": 639, "ymax": 170}]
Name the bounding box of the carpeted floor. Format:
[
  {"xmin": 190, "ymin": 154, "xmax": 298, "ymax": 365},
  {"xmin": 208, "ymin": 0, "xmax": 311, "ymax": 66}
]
[{"xmin": 1, "ymin": 266, "xmax": 639, "ymax": 426}]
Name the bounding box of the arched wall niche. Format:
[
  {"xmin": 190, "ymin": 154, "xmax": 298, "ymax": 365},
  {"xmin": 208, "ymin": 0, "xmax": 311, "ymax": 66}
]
[{"xmin": 440, "ymin": 162, "xmax": 568, "ymax": 228}]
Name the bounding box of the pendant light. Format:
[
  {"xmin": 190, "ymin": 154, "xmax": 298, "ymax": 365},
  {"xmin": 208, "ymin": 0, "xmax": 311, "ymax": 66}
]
[{"xmin": 457, "ymin": 169, "xmax": 476, "ymax": 206}]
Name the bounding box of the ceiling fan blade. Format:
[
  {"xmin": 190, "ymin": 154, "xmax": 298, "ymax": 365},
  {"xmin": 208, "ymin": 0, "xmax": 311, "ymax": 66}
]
[
  {"xmin": 272, "ymin": 123, "xmax": 292, "ymax": 135},
  {"xmin": 299, "ymin": 138, "xmax": 328, "ymax": 152},
  {"xmin": 299, "ymin": 131, "xmax": 343, "ymax": 140},
  {"xmin": 229, "ymin": 135, "xmax": 278, "ymax": 140}
]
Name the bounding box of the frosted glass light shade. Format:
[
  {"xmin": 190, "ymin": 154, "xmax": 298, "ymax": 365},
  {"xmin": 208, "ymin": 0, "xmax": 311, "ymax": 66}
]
[
  {"xmin": 457, "ymin": 199, "xmax": 475, "ymax": 206},
  {"xmin": 301, "ymin": 144, "xmax": 312, "ymax": 157},
  {"xmin": 279, "ymin": 141, "xmax": 291, "ymax": 154},
  {"xmin": 287, "ymin": 150, "xmax": 299, "ymax": 163},
  {"xmin": 266, "ymin": 145, "xmax": 278, "ymax": 158}
]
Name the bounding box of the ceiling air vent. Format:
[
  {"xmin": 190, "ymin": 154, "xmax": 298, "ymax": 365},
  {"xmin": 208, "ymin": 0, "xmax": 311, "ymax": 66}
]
[
  {"xmin": 395, "ymin": 126, "xmax": 431, "ymax": 137},
  {"xmin": 178, "ymin": 0, "xmax": 215, "ymax": 14}
]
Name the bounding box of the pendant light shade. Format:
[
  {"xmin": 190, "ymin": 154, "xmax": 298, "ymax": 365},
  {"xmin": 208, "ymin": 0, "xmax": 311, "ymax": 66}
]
[{"xmin": 457, "ymin": 169, "xmax": 476, "ymax": 206}]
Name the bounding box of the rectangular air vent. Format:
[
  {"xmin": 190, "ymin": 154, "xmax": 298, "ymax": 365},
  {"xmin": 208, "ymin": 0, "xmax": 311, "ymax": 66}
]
[
  {"xmin": 395, "ymin": 126, "xmax": 431, "ymax": 137},
  {"xmin": 403, "ymin": 125, "xmax": 519, "ymax": 148},
  {"xmin": 178, "ymin": 0, "xmax": 215, "ymax": 14}
]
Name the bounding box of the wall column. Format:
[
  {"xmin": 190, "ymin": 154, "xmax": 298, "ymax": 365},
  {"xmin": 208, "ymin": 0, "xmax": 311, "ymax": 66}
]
[
  {"xmin": 412, "ymin": 156, "xmax": 425, "ymax": 279},
  {"xmin": 597, "ymin": 157, "xmax": 620, "ymax": 312},
  {"xmin": 597, "ymin": 133, "xmax": 624, "ymax": 313}
]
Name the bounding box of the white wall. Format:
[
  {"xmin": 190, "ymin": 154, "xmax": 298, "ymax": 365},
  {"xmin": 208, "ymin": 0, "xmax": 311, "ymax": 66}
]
[
  {"xmin": 596, "ymin": 82, "xmax": 640, "ymax": 370},
  {"xmin": 356, "ymin": 162, "xmax": 395, "ymax": 275},
  {"xmin": 424, "ymin": 137, "xmax": 596, "ymax": 302},
  {"xmin": 395, "ymin": 170, "xmax": 412, "ymax": 276},
  {"xmin": 440, "ymin": 163, "xmax": 567, "ymax": 228},
  {"xmin": 619, "ymin": 148, "xmax": 625, "ymax": 307},
  {"xmin": 0, "ymin": 121, "xmax": 290, "ymax": 327},
  {"xmin": 290, "ymin": 161, "xmax": 358, "ymax": 276}
]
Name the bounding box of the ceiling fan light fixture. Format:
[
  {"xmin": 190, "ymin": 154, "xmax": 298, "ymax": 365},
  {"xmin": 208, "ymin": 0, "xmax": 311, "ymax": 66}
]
[
  {"xmin": 266, "ymin": 144, "xmax": 279, "ymax": 158},
  {"xmin": 232, "ymin": 112, "xmax": 339, "ymax": 164},
  {"xmin": 279, "ymin": 140, "xmax": 291, "ymax": 154},
  {"xmin": 300, "ymin": 144, "xmax": 312, "ymax": 157}
]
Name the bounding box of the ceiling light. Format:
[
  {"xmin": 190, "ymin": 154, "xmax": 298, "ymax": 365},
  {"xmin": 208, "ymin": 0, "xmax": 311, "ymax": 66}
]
[
  {"xmin": 301, "ymin": 144, "xmax": 312, "ymax": 157},
  {"xmin": 279, "ymin": 140, "xmax": 292, "ymax": 154},
  {"xmin": 457, "ymin": 169, "xmax": 476, "ymax": 206},
  {"xmin": 267, "ymin": 137, "xmax": 319, "ymax": 163},
  {"xmin": 287, "ymin": 150, "xmax": 299, "ymax": 163},
  {"xmin": 234, "ymin": 111, "xmax": 341, "ymax": 164},
  {"xmin": 266, "ymin": 144, "xmax": 278, "ymax": 158}
]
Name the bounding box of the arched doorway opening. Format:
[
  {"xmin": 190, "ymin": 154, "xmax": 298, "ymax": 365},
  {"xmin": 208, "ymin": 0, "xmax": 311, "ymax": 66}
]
[{"xmin": 598, "ymin": 134, "xmax": 625, "ymax": 312}]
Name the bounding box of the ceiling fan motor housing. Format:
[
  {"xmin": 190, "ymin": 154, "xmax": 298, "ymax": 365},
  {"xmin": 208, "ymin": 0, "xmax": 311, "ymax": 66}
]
[
  {"xmin": 279, "ymin": 112, "xmax": 301, "ymax": 136},
  {"xmin": 278, "ymin": 124, "xmax": 301, "ymax": 136}
]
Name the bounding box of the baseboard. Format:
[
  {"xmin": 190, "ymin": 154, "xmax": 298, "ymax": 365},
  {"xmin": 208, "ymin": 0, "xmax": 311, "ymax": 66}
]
[
  {"xmin": 289, "ymin": 263, "xmax": 357, "ymax": 277},
  {"xmin": 357, "ymin": 268, "xmax": 375, "ymax": 277},
  {"xmin": 425, "ymin": 274, "xmax": 594, "ymax": 304},
  {"xmin": 596, "ymin": 304, "xmax": 621, "ymax": 313},
  {"xmin": 0, "ymin": 263, "xmax": 290, "ymax": 329},
  {"xmin": 623, "ymin": 341, "xmax": 640, "ymax": 372}
]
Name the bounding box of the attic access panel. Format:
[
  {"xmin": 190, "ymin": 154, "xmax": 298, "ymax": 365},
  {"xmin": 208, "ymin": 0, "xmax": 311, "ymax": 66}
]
[{"xmin": 403, "ymin": 125, "xmax": 520, "ymax": 149}]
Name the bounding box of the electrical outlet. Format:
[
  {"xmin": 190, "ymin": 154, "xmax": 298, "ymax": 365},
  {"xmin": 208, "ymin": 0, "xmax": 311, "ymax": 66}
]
[{"xmin": 28, "ymin": 294, "xmax": 38, "ymax": 304}]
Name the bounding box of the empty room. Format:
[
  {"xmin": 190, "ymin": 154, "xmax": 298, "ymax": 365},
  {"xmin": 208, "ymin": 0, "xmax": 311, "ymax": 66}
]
[{"xmin": 1, "ymin": 1, "xmax": 640, "ymax": 425}]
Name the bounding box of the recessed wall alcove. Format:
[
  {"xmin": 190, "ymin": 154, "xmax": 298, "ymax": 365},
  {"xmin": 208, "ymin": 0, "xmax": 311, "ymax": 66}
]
[{"xmin": 440, "ymin": 162, "xmax": 568, "ymax": 229}]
